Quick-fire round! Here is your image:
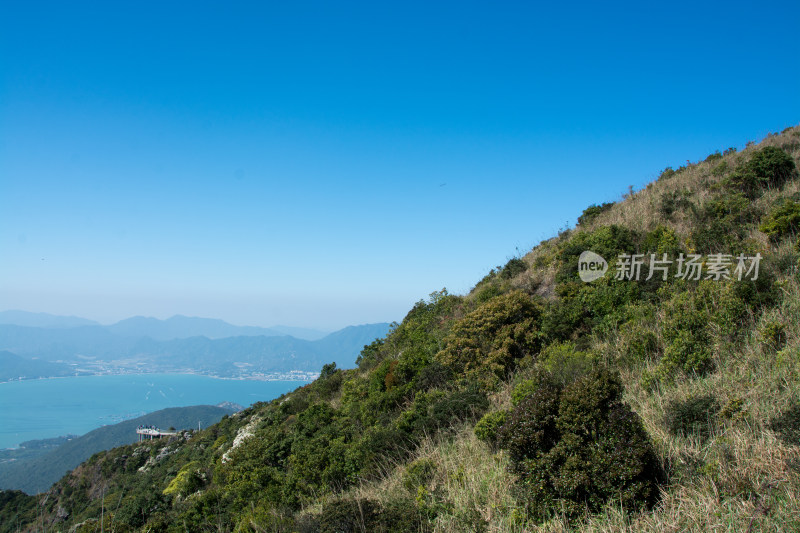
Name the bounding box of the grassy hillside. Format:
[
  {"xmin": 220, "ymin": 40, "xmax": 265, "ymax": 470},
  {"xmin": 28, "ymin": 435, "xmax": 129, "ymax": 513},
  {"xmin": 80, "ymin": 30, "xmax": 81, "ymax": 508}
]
[{"xmin": 2, "ymin": 126, "xmax": 799, "ymax": 532}]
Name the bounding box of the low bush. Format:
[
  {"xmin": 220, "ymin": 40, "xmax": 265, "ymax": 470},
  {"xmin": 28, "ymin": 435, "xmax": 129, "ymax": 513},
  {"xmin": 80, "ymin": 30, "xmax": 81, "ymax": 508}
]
[
  {"xmin": 760, "ymin": 199, "xmax": 800, "ymax": 242},
  {"xmin": 643, "ymin": 225, "xmax": 682, "ymax": 256},
  {"xmin": 690, "ymin": 192, "xmax": 761, "ymax": 254},
  {"xmin": 500, "ymin": 257, "xmax": 528, "ymax": 280},
  {"xmin": 760, "ymin": 319, "xmax": 788, "ymax": 350},
  {"xmin": 473, "ymin": 410, "xmax": 508, "ymax": 446},
  {"xmin": 538, "ymin": 341, "xmax": 595, "ymax": 386},
  {"xmin": 435, "ymin": 290, "xmax": 544, "ymax": 387},
  {"xmin": 711, "ymin": 160, "xmax": 729, "ymax": 176},
  {"xmin": 557, "ymin": 225, "xmax": 639, "ymax": 283},
  {"xmin": 652, "ymin": 284, "xmax": 744, "ymax": 381},
  {"xmin": 403, "ymin": 458, "xmax": 436, "ymax": 493},
  {"xmin": 658, "ymin": 167, "xmax": 677, "ymax": 180},
  {"xmin": 396, "ymin": 387, "xmax": 489, "ymax": 439},
  {"xmin": 727, "ymin": 146, "xmax": 797, "ymax": 198},
  {"xmin": 473, "ymin": 282, "xmax": 504, "ymax": 304},
  {"xmin": 664, "ymin": 395, "xmax": 720, "ymax": 441},
  {"xmin": 499, "ymin": 368, "xmax": 663, "ymax": 520},
  {"xmin": 578, "ymin": 202, "xmax": 614, "ymax": 225},
  {"xmin": 617, "ymin": 303, "xmax": 659, "ymax": 365}
]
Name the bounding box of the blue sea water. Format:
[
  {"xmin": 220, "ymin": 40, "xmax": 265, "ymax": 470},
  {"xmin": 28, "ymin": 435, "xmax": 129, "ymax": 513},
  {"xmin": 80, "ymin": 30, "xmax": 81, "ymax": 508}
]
[{"xmin": 0, "ymin": 374, "xmax": 308, "ymax": 449}]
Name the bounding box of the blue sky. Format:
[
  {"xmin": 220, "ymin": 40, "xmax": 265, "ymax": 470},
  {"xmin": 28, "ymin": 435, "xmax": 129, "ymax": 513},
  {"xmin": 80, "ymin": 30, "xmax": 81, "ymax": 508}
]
[{"xmin": 2, "ymin": 1, "xmax": 798, "ymax": 330}]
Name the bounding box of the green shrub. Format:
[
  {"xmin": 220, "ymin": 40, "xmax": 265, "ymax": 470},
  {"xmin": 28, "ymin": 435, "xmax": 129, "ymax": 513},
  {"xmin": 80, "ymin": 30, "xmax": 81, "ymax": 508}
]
[
  {"xmin": 320, "ymin": 362, "xmax": 338, "ymax": 379},
  {"xmin": 761, "ymin": 319, "xmax": 788, "ymax": 350},
  {"xmin": 618, "ymin": 319, "xmax": 659, "ymax": 365},
  {"xmin": 658, "ymin": 167, "xmax": 677, "ymax": 180},
  {"xmin": 403, "ymin": 458, "xmax": 436, "ymax": 492},
  {"xmin": 643, "ymin": 225, "xmax": 682, "ymax": 256},
  {"xmin": 381, "ymin": 497, "xmax": 433, "ymax": 532},
  {"xmin": 413, "ymin": 360, "xmax": 453, "ymax": 391},
  {"xmin": 727, "ymin": 146, "xmax": 797, "ymax": 198},
  {"xmin": 351, "ymin": 426, "xmax": 410, "ymax": 473},
  {"xmin": 317, "ymin": 364, "xmax": 344, "ymax": 398},
  {"xmin": 234, "ymin": 502, "xmax": 295, "ymax": 532},
  {"xmin": 660, "ymin": 328, "xmax": 713, "ymax": 378},
  {"xmin": 435, "ymin": 290, "xmax": 544, "ymax": 387},
  {"xmin": 540, "ymin": 295, "xmax": 587, "ymax": 343},
  {"xmin": 578, "ymin": 202, "xmax": 614, "ymax": 225},
  {"xmin": 760, "ymin": 200, "xmax": 800, "ymax": 242},
  {"xmin": 499, "ymin": 381, "xmax": 561, "ymax": 465},
  {"xmin": 690, "ymin": 192, "xmax": 761, "ymax": 254},
  {"xmin": 557, "ymin": 225, "xmax": 639, "ymax": 283},
  {"xmin": 510, "ymin": 378, "xmax": 539, "ymax": 407},
  {"xmin": 719, "ymin": 397, "xmax": 745, "ymax": 421},
  {"xmin": 538, "ymin": 341, "xmax": 595, "ymax": 386},
  {"xmin": 357, "ymin": 337, "xmax": 387, "ymax": 369},
  {"xmin": 664, "ymin": 395, "xmax": 720, "ymax": 441},
  {"xmin": 500, "ymin": 257, "xmax": 528, "ymax": 280},
  {"xmin": 659, "ymin": 190, "xmax": 693, "ymax": 219},
  {"xmin": 0, "ymin": 491, "xmax": 37, "ymax": 531},
  {"xmin": 499, "ymin": 368, "xmax": 663, "ymax": 520},
  {"xmin": 396, "ymin": 387, "xmax": 489, "ymax": 439},
  {"xmin": 473, "ymin": 282, "xmax": 504, "ymax": 304},
  {"xmin": 698, "ymin": 280, "xmax": 749, "ymax": 341},
  {"xmin": 770, "ymin": 402, "xmax": 800, "ymax": 447},
  {"xmin": 474, "ymin": 410, "xmax": 508, "ymax": 446},
  {"xmin": 115, "ymin": 490, "xmax": 169, "ymax": 528},
  {"xmin": 653, "ymin": 285, "xmax": 733, "ymax": 381},
  {"xmin": 711, "ymin": 161, "xmax": 729, "ymax": 177}
]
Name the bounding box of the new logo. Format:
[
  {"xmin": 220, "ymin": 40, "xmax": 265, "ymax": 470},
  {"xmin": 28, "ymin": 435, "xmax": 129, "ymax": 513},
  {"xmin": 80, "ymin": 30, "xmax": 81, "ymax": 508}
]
[{"xmin": 578, "ymin": 251, "xmax": 608, "ymax": 282}]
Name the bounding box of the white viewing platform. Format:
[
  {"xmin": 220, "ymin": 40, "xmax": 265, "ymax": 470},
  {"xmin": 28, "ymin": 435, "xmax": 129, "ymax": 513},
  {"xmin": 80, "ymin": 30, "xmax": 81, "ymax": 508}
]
[{"xmin": 136, "ymin": 427, "xmax": 178, "ymax": 441}]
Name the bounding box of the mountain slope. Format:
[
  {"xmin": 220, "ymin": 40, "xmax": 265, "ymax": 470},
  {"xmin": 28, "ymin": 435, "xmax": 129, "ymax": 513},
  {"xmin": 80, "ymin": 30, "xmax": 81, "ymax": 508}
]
[
  {"xmin": 0, "ymin": 351, "xmax": 74, "ymax": 382},
  {"xmin": 2, "ymin": 126, "xmax": 799, "ymax": 532}
]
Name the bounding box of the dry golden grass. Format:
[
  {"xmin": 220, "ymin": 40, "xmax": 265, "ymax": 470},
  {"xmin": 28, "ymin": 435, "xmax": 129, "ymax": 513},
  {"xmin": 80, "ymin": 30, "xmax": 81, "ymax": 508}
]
[{"xmin": 572, "ymin": 125, "xmax": 800, "ymax": 245}]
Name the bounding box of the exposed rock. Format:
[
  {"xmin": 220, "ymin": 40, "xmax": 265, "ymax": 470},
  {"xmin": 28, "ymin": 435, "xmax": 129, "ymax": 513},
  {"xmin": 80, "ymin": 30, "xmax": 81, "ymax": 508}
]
[{"xmin": 221, "ymin": 416, "xmax": 261, "ymax": 463}]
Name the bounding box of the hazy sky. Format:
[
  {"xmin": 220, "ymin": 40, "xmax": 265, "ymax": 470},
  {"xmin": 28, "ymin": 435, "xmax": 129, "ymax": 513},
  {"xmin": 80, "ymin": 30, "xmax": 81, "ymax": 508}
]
[{"xmin": 2, "ymin": 1, "xmax": 798, "ymax": 330}]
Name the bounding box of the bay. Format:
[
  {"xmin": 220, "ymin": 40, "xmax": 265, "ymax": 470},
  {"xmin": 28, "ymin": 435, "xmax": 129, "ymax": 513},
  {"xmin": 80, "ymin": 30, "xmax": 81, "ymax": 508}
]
[{"xmin": 0, "ymin": 374, "xmax": 308, "ymax": 449}]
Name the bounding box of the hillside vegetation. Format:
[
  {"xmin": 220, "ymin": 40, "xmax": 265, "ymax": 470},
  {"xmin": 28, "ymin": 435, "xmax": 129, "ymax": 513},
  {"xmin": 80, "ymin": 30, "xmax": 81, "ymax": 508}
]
[{"xmin": 2, "ymin": 126, "xmax": 799, "ymax": 532}]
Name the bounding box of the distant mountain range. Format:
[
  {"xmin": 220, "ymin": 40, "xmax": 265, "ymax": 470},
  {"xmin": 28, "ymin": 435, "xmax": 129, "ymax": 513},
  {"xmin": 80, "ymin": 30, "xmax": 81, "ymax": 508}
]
[
  {"xmin": 0, "ymin": 310, "xmax": 329, "ymax": 341},
  {"xmin": 0, "ymin": 312, "xmax": 391, "ymax": 381},
  {"xmin": 0, "ymin": 404, "xmax": 240, "ymax": 494},
  {"xmin": 0, "ymin": 311, "xmax": 100, "ymax": 329}
]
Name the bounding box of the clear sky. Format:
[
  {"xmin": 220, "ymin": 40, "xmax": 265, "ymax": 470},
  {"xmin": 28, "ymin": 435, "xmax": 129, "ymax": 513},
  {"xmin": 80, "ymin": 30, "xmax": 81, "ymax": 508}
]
[{"xmin": 1, "ymin": 1, "xmax": 798, "ymax": 330}]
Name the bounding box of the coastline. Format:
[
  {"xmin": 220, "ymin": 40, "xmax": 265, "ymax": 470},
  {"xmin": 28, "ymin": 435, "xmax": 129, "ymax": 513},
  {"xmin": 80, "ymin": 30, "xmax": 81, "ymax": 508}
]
[{"xmin": 0, "ymin": 369, "xmax": 319, "ymax": 385}]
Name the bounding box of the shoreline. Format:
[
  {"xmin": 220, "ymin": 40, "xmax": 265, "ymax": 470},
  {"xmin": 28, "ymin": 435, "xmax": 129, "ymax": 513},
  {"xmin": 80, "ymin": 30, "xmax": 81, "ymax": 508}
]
[{"xmin": 0, "ymin": 370, "xmax": 318, "ymax": 386}]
